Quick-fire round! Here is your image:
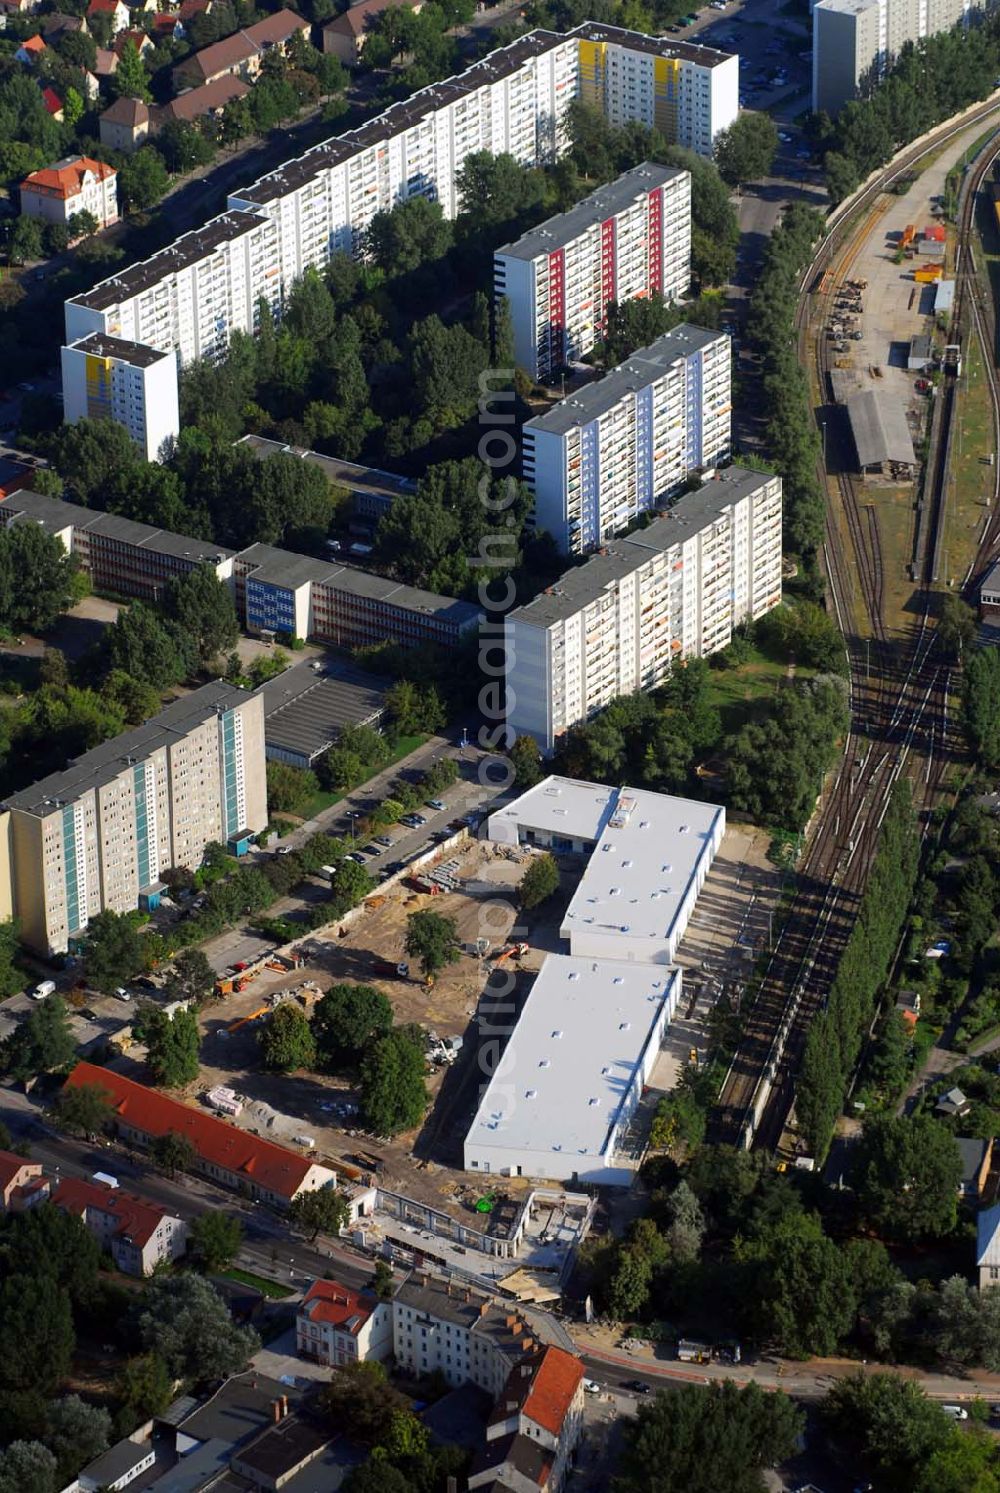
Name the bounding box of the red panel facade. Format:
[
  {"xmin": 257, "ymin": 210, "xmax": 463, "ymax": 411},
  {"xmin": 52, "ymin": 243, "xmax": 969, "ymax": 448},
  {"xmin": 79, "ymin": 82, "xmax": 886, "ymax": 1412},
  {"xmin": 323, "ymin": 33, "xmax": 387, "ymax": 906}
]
[{"xmin": 647, "ymin": 187, "xmax": 663, "ymax": 294}]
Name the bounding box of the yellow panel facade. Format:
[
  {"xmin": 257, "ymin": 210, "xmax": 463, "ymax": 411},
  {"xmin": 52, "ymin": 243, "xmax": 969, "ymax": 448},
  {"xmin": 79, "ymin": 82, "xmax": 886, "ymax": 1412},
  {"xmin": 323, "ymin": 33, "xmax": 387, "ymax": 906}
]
[
  {"xmin": 654, "ymin": 55, "xmax": 680, "ymax": 141},
  {"xmin": 577, "ymin": 37, "xmax": 605, "ymax": 110}
]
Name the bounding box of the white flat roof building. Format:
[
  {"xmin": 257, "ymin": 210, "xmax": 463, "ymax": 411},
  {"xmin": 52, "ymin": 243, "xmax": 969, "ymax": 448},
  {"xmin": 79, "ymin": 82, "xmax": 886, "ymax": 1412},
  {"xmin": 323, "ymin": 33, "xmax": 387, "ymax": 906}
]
[
  {"xmin": 464, "ymin": 955, "xmax": 682, "ymax": 1186},
  {"xmin": 488, "ymin": 777, "xmax": 724, "ymax": 964}
]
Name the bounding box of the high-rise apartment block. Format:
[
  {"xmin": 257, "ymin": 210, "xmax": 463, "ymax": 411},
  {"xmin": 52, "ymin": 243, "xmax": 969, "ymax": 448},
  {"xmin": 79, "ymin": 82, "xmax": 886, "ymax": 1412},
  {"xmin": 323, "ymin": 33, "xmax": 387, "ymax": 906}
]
[
  {"xmin": 61, "ymin": 26, "xmax": 737, "ymax": 451},
  {"xmin": 505, "ymin": 467, "xmax": 783, "ymax": 751},
  {"xmin": 523, "ymin": 324, "xmax": 730, "ymax": 552},
  {"xmin": 812, "ymin": 0, "xmax": 969, "ymax": 114},
  {"xmin": 1, "ymin": 683, "xmax": 267, "ymax": 954},
  {"xmin": 495, "ymin": 163, "xmax": 691, "ymax": 381},
  {"xmin": 60, "ymin": 333, "xmax": 180, "ymax": 462}
]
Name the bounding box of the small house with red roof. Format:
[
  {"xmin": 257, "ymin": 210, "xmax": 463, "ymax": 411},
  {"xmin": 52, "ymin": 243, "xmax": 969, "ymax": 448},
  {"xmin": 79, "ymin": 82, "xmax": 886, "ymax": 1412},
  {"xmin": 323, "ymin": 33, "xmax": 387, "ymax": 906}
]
[
  {"xmin": 99, "ymin": 95, "xmax": 150, "ymax": 153},
  {"xmin": 64, "ymin": 1062, "xmax": 353, "ymax": 1210},
  {"xmin": 20, "ymin": 155, "xmax": 118, "ymax": 228},
  {"xmin": 50, "ymin": 1175, "xmax": 187, "ymax": 1276},
  {"xmin": 0, "ymin": 1149, "xmax": 48, "ymax": 1212},
  {"xmin": 297, "ymin": 1278, "xmax": 393, "ymax": 1366},
  {"xmin": 15, "ymin": 33, "xmax": 48, "ymax": 65},
  {"xmin": 86, "ymin": 0, "xmax": 130, "ymax": 33},
  {"xmin": 484, "ymin": 1345, "xmax": 585, "ymax": 1489},
  {"xmin": 41, "ymin": 87, "xmax": 64, "ymax": 121},
  {"xmin": 94, "ymin": 47, "xmax": 119, "ymax": 77},
  {"xmin": 114, "ymin": 26, "xmax": 154, "ymax": 58}
]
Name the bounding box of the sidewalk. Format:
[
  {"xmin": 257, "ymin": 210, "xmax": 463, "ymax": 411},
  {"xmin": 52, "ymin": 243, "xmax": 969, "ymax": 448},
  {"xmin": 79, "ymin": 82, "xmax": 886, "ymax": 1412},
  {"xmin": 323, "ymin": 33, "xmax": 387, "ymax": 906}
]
[{"xmin": 569, "ymin": 1320, "xmax": 1000, "ymax": 1401}]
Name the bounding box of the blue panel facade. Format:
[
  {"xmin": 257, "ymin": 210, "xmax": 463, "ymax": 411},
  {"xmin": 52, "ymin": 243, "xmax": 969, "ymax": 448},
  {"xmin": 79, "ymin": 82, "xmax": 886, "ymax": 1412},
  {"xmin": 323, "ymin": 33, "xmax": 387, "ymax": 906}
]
[
  {"xmin": 685, "ymin": 349, "xmax": 703, "ymax": 468},
  {"xmin": 61, "ymin": 805, "xmax": 81, "ymax": 935},
  {"xmin": 579, "ymin": 420, "xmax": 601, "ymax": 551},
  {"xmin": 635, "ymin": 384, "xmax": 653, "ymax": 516},
  {"xmin": 221, "ymin": 710, "xmax": 240, "ymax": 840},
  {"xmin": 246, "ymin": 578, "xmax": 296, "ymax": 634},
  {"xmin": 133, "ymin": 764, "xmax": 151, "ymax": 890}
]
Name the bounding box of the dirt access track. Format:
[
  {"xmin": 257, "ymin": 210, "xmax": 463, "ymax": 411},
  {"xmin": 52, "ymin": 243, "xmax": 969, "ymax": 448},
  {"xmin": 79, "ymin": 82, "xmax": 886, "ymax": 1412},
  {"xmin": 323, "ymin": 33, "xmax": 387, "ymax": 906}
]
[{"xmin": 187, "ymin": 841, "xmax": 542, "ymax": 1203}]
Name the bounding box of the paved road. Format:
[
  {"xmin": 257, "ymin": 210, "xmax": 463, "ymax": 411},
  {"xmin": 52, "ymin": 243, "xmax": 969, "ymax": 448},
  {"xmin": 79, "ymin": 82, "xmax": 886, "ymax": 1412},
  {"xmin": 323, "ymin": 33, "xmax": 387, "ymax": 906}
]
[{"xmin": 200, "ymin": 732, "xmax": 512, "ymax": 973}]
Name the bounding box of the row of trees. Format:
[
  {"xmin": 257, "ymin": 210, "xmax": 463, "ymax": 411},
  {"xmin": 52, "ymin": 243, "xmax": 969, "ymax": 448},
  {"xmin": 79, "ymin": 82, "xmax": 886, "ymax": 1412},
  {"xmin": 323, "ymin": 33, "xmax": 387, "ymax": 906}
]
[
  {"xmin": 797, "ymin": 783, "xmax": 921, "ymax": 1158},
  {"xmin": 586, "ymin": 1128, "xmax": 982, "ymax": 1366},
  {"xmin": 816, "ymin": 18, "xmax": 1000, "ymax": 203},
  {"xmin": 745, "ymin": 201, "xmax": 827, "ymax": 561},
  {"xmin": 551, "ymin": 630, "xmax": 848, "ymax": 833}
]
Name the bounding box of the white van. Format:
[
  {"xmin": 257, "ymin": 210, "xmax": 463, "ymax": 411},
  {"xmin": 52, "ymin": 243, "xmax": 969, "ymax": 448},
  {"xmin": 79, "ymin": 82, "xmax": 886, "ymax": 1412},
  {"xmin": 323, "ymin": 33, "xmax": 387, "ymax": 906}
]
[
  {"xmin": 942, "ymin": 1405, "xmax": 968, "ymax": 1420},
  {"xmin": 31, "ymin": 979, "xmax": 56, "ymax": 1000}
]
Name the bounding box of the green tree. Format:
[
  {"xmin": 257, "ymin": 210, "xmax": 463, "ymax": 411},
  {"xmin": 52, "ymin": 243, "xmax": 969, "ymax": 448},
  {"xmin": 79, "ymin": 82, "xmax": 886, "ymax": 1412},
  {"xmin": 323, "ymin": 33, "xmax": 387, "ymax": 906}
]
[
  {"xmin": 714, "ymin": 112, "xmax": 779, "ymax": 185},
  {"xmin": 519, "ymin": 853, "xmax": 559, "ymax": 910},
  {"xmin": 617, "ymin": 1381, "xmax": 803, "ymax": 1493},
  {"xmin": 373, "ymin": 1260, "xmax": 394, "ymax": 1300},
  {"xmin": 3, "ymin": 995, "xmax": 75, "ymax": 1083},
  {"xmin": 823, "ymin": 1372, "xmax": 957, "ymax": 1493},
  {"xmin": 0, "ymin": 919, "xmax": 25, "ymax": 1001},
  {"xmin": 114, "ymin": 1352, "xmax": 172, "ymax": 1428},
  {"xmin": 163, "ymin": 566, "xmax": 238, "ymax": 665},
  {"xmin": 131, "ymin": 1274, "xmax": 259, "ymax": 1381},
  {"xmin": 9, "ymin": 215, "xmax": 44, "ymax": 265},
  {"xmin": 189, "ymin": 1211, "xmax": 243, "ymax": 1272},
  {"xmin": 156, "ymin": 120, "xmax": 214, "ymax": 174},
  {"xmin": 963, "ymin": 646, "xmax": 1000, "ymax": 770},
  {"xmin": 83, "ymin": 909, "xmax": 145, "ymax": 991},
  {"xmin": 119, "ymin": 147, "xmax": 169, "ymax": 210},
  {"xmin": 404, "ymin": 910, "xmax": 459, "ymax": 980},
  {"xmin": 0, "ymin": 1275, "xmax": 74, "ymax": 1397},
  {"xmin": 0, "ymin": 522, "xmax": 79, "ymax": 633},
  {"xmin": 509, "ymin": 733, "xmax": 543, "ymax": 788},
  {"xmin": 258, "ymin": 1003, "xmax": 316, "ymax": 1072},
  {"xmin": 288, "ymin": 1186, "xmax": 350, "ymax": 1241},
  {"xmin": 320, "ymin": 1360, "xmax": 409, "ymax": 1444},
  {"xmin": 366, "ymin": 195, "xmax": 452, "ymax": 276},
  {"xmin": 161, "ymin": 949, "xmax": 215, "ymax": 1006},
  {"xmin": 856, "ymin": 1113, "xmax": 962, "ymax": 1241},
  {"xmin": 937, "ymin": 592, "xmax": 976, "ymax": 661},
  {"xmin": 104, "ymin": 602, "xmax": 188, "ymax": 689},
  {"xmin": 100, "ymin": 668, "xmax": 161, "ymax": 726},
  {"xmin": 266, "ymin": 761, "xmax": 319, "ymax": 815},
  {"xmin": 52, "ymin": 1080, "xmax": 113, "ymax": 1137},
  {"xmin": 312, "ymin": 982, "xmax": 393, "ymax": 1068},
  {"xmin": 0, "ymin": 1441, "xmax": 57, "ymax": 1493},
  {"xmin": 360, "ymin": 1028, "xmax": 428, "ymax": 1136},
  {"xmin": 112, "ymin": 39, "xmax": 150, "ymax": 101},
  {"xmin": 143, "ymin": 1006, "xmax": 200, "ymax": 1088},
  {"xmin": 743, "ymin": 1212, "xmax": 857, "ymax": 1357},
  {"xmin": 329, "ymin": 856, "xmax": 374, "ymax": 909},
  {"xmin": 44, "ymin": 1395, "xmax": 111, "ymax": 1486},
  {"xmin": 150, "ymin": 1130, "xmax": 196, "ymax": 1177}
]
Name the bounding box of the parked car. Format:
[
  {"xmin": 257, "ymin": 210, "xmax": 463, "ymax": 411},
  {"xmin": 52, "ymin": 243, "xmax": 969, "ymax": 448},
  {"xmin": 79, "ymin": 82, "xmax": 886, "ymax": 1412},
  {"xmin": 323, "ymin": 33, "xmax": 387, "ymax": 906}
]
[
  {"xmin": 113, "ymin": 987, "xmax": 131, "ymax": 1002},
  {"xmin": 373, "ymin": 835, "xmax": 393, "ymax": 847},
  {"xmin": 626, "ymin": 1380, "xmax": 651, "ymax": 1395},
  {"xmin": 425, "ymin": 798, "xmax": 447, "ymax": 811}
]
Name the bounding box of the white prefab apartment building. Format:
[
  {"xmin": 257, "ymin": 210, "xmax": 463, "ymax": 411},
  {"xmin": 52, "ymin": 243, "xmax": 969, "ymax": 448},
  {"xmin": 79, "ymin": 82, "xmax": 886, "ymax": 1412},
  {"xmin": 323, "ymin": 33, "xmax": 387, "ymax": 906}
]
[
  {"xmin": 1, "ymin": 683, "xmax": 267, "ymax": 954},
  {"xmin": 495, "ymin": 163, "xmax": 691, "ymax": 381},
  {"xmin": 505, "ymin": 467, "xmax": 783, "ymax": 752},
  {"xmin": 812, "ymin": 0, "xmax": 970, "ymax": 114},
  {"xmin": 61, "ymin": 25, "xmax": 736, "ymax": 450},
  {"xmin": 60, "ymin": 332, "xmax": 179, "ymax": 462},
  {"xmin": 524, "ymin": 324, "xmax": 730, "ymax": 552}
]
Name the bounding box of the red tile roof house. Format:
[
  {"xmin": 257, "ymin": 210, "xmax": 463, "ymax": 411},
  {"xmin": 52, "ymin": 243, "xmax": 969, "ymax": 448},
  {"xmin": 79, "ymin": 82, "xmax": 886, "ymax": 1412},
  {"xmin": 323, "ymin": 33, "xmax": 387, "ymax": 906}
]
[
  {"xmin": 15, "ymin": 33, "xmax": 48, "ymax": 64},
  {"xmin": 41, "ymin": 86, "xmax": 64, "ymax": 121},
  {"xmin": 476, "ymin": 1347, "xmax": 586, "ymax": 1492},
  {"xmin": 20, "ymin": 155, "xmax": 118, "ymax": 229},
  {"xmin": 0, "ymin": 1148, "xmax": 49, "ymax": 1212},
  {"xmin": 321, "ymin": 0, "xmax": 421, "ymax": 66},
  {"xmin": 173, "ymin": 7, "xmax": 308, "ymax": 87},
  {"xmin": 86, "ymin": 0, "xmax": 130, "ymax": 34},
  {"xmin": 51, "ymin": 1175, "xmax": 188, "ymax": 1276},
  {"xmin": 297, "ymin": 1279, "xmax": 393, "ymax": 1367},
  {"xmin": 65, "ymin": 1061, "xmax": 365, "ymax": 1211}
]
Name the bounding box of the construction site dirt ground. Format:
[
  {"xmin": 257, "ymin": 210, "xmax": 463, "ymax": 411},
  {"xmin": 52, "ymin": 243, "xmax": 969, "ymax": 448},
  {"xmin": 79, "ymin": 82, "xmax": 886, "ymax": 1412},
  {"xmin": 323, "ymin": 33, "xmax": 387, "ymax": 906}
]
[
  {"xmin": 159, "ymin": 839, "xmax": 559, "ymax": 1212},
  {"xmin": 117, "ymin": 824, "xmax": 781, "ymax": 1220}
]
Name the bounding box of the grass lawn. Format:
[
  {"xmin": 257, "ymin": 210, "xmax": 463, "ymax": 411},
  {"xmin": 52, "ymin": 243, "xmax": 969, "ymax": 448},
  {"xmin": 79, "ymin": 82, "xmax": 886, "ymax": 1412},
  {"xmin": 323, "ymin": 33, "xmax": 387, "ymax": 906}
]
[
  {"xmin": 295, "ymin": 734, "xmax": 427, "ymax": 821},
  {"xmin": 220, "ymin": 1267, "xmax": 295, "ymax": 1299},
  {"xmin": 941, "ymin": 325, "xmax": 994, "ymax": 589},
  {"xmin": 704, "ymin": 648, "xmax": 813, "ymax": 735}
]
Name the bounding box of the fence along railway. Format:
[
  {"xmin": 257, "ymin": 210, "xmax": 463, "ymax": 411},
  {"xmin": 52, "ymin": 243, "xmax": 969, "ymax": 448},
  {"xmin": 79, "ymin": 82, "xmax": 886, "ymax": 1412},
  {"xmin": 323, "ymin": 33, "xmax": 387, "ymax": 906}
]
[{"xmin": 709, "ymin": 126, "xmax": 1000, "ymax": 1154}]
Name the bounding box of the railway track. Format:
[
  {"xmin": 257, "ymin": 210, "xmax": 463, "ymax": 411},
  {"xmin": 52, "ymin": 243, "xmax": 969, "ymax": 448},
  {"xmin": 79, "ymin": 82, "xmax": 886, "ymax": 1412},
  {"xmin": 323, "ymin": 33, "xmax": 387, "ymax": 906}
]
[{"xmin": 711, "ymin": 122, "xmax": 998, "ymax": 1151}]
